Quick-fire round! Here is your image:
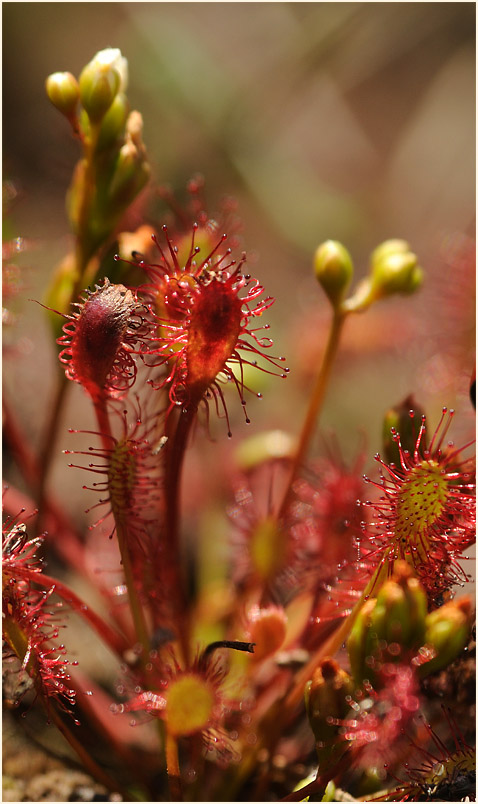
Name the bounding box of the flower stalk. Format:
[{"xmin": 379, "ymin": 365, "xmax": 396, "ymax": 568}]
[{"xmin": 279, "ymin": 307, "xmax": 346, "ymax": 517}]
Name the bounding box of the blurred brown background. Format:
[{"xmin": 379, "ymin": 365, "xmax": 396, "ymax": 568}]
[{"xmin": 3, "ymin": 2, "xmax": 476, "ymax": 468}]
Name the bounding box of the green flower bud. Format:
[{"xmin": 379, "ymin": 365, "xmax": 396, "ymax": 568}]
[
  {"xmin": 107, "ymin": 113, "xmax": 148, "ymax": 203},
  {"xmin": 348, "ymin": 562, "xmax": 427, "ymax": 683},
  {"xmin": 382, "ymin": 395, "xmax": 426, "ymax": 465},
  {"xmin": 314, "ymin": 240, "xmax": 354, "ymax": 307},
  {"xmin": 347, "ymin": 598, "xmax": 377, "ymax": 684},
  {"xmin": 371, "ymin": 238, "xmax": 409, "ymax": 264},
  {"xmin": 108, "ymin": 142, "xmax": 150, "ymax": 206},
  {"xmin": 45, "ymin": 72, "xmax": 80, "ymax": 118},
  {"xmin": 79, "ymin": 48, "xmax": 127, "ymax": 122},
  {"xmin": 370, "ymin": 240, "xmax": 423, "ymax": 299},
  {"xmin": 371, "ymin": 562, "xmax": 427, "ymax": 652},
  {"xmin": 419, "ymin": 596, "xmax": 473, "ymax": 677},
  {"xmin": 305, "ymin": 657, "xmax": 354, "ymax": 768},
  {"xmin": 96, "ymin": 93, "xmax": 130, "ymax": 150}
]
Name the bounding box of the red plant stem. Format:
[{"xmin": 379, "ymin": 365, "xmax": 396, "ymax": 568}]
[
  {"xmin": 2, "ymin": 483, "xmax": 135, "ymax": 645},
  {"xmin": 165, "ymin": 730, "xmax": 183, "ymax": 801},
  {"xmin": 69, "ymin": 670, "xmax": 156, "ymax": 794},
  {"xmin": 93, "ymin": 396, "xmax": 151, "ymax": 660},
  {"xmin": 38, "ymin": 369, "xmax": 70, "ymax": 504},
  {"xmin": 163, "ymin": 405, "xmax": 197, "ymax": 666},
  {"xmin": 10, "ymin": 491, "xmax": 86, "ymax": 575},
  {"xmin": 3, "ymin": 393, "xmax": 40, "ymax": 488},
  {"xmin": 279, "ymin": 309, "xmax": 346, "ymax": 519},
  {"xmin": 3, "ymin": 399, "xmax": 88, "ymax": 575},
  {"xmin": 29, "ymin": 572, "xmax": 128, "ymax": 658},
  {"xmin": 48, "ymin": 705, "xmax": 138, "ymax": 801}
]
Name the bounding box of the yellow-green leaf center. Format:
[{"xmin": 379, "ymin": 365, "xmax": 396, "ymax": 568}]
[{"xmin": 165, "ymin": 674, "xmax": 215, "ymax": 736}]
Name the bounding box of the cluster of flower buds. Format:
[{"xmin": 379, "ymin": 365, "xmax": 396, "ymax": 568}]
[
  {"xmin": 347, "ymin": 562, "xmax": 427, "ymax": 683},
  {"xmin": 314, "ymin": 238, "xmax": 423, "ymax": 314},
  {"xmin": 347, "ymin": 561, "xmax": 473, "ymax": 683},
  {"xmin": 46, "ymin": 48, "xmax": 150, "ymax": 308}
]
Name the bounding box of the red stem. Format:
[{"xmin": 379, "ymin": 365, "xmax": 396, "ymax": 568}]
[
  {"xmin": 69, "ymin": 670, "xmax": 156, "ymax": 794},
  {"xmin": 3, "ymin": 399, "xmax": 88, "ymax": 574},
  {"xmin": 163, "ymin": 404, "xmax": 197, "ymax": 665},
  {"xmin": 278, "ymin": 310, "xmax": 345, "ymax": 519},
  {"xmin": 28, "ymin": 570, "xmax": 128, "ymax": 657},
  {"xmin": 3, "ymin": 393, "xmax": 40, "ymax": 488},
  {"xmin": 48, "ymin": 704, "xmax": 138, "ymax": 800}
]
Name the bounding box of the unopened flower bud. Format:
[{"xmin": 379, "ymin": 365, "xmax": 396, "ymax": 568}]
[
  {"xmin": 371, "ymin": 562, "xmax": 427, "ymax": 652},
  {"xmin": 45, "ymin": 72, "xmax": 80, "ymax": 118},
  {"xmin": 419, "ymin": 596, "xmax": 473, "ymax": 677},
  {"xmin": 96, "ymin": 93, "xmax": 129, "ymax": 150},
  {"xmin": 305, "ymin": 657, "xmax": 354, "ymax": 767},
  {"xmin": 347, "ymin": 598, "xmax": 377, "ymax": 684},
  {"xmin": 108, "ymin": 141, "xmax": 150, "ymax": 207},
  {"xmin": 79, "ymin": 48, "xmax": 127, "ymax": 123},
  {"xmin": 91, "ymin": 48, "xmax": 128, "ymax": 89},
  {"xmin": 382, "ymin": 395, "xmax": 426, "ymax": 465},
  {"xmin": 125, "ymin": 110, "xmax": 145, "ymax": 149},
  {"xmin": 371, "ymin": 238, "xmax": 410, "ymax": 264},
  {"xmin": 314, "ymin": 240, "xmax": 354, "ymax": 307},
  {"xmin": 348, "ymin": 563, "xmax": 427, "ymax": 683},
  {"xmin": 370, "ymin": 239, "xmax": 423, "ymax": 299}
]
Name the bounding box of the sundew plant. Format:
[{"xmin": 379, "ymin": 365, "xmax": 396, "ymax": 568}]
[{"xmin": 2, "ymin": 41, "xmax": 475, "ymax": 803}]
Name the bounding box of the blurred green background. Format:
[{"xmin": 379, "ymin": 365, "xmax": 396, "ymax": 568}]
[{"xmin": 3, "ymin": 2, "xmax": 476, "ymax": 467}]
